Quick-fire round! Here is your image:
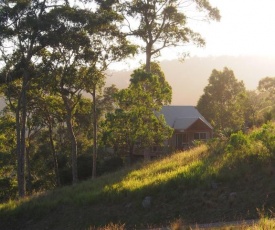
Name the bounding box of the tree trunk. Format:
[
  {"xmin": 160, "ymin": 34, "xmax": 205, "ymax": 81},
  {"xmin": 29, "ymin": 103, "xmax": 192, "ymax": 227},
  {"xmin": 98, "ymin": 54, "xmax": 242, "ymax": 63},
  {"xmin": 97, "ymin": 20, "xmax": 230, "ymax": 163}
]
[
  {"xmin": 49, "ymin": 123, "xmax": 60, "ymax": 187},
  {"xmin": 92, "ymin": 86, "xmax": 97, "ymax": 179},
  {"xmin": 145, "ymin": 44, "xmax": 152, "ymax": 73},
  {"xmin": 67, "ymin": 112, "xmax": 78, "ymax": 184},
  {"xmin": 25, "ymin": 137, "xmax": 32, "ymax": 194},
  {"xmin": 129, "ymin": 144, "xmax": 134, "ymax": 166},
  {"xmin": 16, "ymin": 105, "xmax": 25, "ymax": 197},
  {"xmin": 16, "ymin": 72, "xmax": 28, "ymax": 198},
  {"xmin": 62, "ymin": 95, "xmax": 78, "ymax": 184}
]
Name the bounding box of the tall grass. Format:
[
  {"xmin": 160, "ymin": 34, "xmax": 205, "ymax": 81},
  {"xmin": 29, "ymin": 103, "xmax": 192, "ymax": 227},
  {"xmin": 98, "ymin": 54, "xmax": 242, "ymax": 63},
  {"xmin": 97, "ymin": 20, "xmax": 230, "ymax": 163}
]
[{"xmin": 1, "ymin": 124, "xmax": 275, "ymax": 229}]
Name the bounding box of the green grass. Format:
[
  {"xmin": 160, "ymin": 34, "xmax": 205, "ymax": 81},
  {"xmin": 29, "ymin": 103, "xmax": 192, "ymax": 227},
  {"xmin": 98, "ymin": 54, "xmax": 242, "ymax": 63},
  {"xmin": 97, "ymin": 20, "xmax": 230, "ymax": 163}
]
[{"xmin": 1, "ymin": 129, "xmax": 275, "ymax": 229}]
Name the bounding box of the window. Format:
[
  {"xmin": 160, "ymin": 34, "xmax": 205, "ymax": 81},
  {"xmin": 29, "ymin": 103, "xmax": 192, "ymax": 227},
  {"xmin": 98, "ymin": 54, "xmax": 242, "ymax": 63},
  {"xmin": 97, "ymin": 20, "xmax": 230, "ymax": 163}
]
[{"xmin": 194, "ymin": 132, "xmax": 207, "ymax": 140}]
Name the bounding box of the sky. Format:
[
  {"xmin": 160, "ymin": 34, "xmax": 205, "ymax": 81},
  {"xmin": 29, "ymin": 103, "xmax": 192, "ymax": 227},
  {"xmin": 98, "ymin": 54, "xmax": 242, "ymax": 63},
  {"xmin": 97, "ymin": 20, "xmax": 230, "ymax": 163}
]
[
  {"xmin": 97, "ymin": 0, "xmax": 275, "ymax": 105},
  {"xmin": 110, "ymin": 0, "xmax": 275, "ymax": 70},
  {"xmin": 108, "ymin": 0, "xmax": 275, "ymax": 105},
  {"xmin": 188, "ymin": 0, "xmax": 275, "ymax": 58}
]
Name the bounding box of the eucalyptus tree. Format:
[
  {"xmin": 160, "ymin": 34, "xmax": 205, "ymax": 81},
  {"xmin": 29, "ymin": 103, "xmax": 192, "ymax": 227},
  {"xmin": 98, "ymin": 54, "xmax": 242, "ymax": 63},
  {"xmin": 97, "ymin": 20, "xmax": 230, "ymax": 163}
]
[
  {"xmin": 104, "ymin": 63, "xmax": 173, "ymax": 164},
  {"xmin": 0, "ymin": 0, "xmax": 74, "ymax": 197},
  {"xmin": 39, "ymin": 1, "xmax": 136, "ymax": 181},
  {"xmin": 72, "ymin": 6, "xmax": 136, "ymax": 179},
  {"xmin": 197, "ymin": 67, "xmax": 247, "ymax": 133},
  {"xmin": 1, "ymin": 75, "xmax": 64, "ymax": 190},
  {"xmin": 28, "ymin": 92, "xmax": 65, "ymax": 187},
  {"xmin": 121, "ymin": 0, "xmax": 220, "ymax": 72}
]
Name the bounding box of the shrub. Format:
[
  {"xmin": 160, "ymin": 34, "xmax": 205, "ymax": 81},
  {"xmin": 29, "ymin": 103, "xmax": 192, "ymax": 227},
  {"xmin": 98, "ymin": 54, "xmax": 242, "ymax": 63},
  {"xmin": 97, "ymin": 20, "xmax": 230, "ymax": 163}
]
[
  {"xmin": 250, "ymin": 122, "xmax": 275, "ymax": 153},
  {"xmin": 226, "ymin": 131, "xmax": 250, "ymax": 152},
  {"xmin": 206, "ymin": 138, "xmax": 227, "ymax": 155},
  {"xmin": 0, "ymin": 177, "xmax": 17, "ymax": 203}
]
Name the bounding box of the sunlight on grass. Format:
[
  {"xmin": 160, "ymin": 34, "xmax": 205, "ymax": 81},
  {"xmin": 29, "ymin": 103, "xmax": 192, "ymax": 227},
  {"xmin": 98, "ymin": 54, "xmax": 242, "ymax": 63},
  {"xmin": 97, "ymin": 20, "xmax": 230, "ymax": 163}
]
[
  {"xmin": 0, "ymin": 199, "xmax": 18, "ymax": 211},
  {"xmin": 104, "ymin": 145, "xmax": 208, "ymax": 193},
  {"xmin": 2, "ymin": 133, "xmax": 275, "ymax": 230}
]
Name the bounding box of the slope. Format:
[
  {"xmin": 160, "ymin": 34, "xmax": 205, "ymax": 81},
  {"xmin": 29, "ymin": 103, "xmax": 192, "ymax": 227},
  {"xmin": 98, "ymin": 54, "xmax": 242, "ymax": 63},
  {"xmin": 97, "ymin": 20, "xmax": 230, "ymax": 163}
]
[{"xmin": 1, "ymin": 124, "xmax": 275, "ymax": 229}]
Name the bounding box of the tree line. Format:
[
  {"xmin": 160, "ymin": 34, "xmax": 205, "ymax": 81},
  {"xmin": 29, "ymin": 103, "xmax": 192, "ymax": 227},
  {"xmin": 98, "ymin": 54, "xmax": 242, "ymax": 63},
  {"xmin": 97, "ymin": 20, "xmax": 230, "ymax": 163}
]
[
  {"xmin": 0, "ymin": 0, "xmax": 220, "ymax": 200},
  {"xmin": 197, "ymin": 67, "xmax": 275, "ymax": 135}
]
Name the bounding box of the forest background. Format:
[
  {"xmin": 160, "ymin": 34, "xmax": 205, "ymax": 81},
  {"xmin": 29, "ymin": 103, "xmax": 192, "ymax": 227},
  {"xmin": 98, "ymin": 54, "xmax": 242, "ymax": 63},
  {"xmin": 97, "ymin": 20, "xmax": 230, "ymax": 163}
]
[{"xmin": 0, "ymin": 0, "xmax": 275, "ymax": 205}]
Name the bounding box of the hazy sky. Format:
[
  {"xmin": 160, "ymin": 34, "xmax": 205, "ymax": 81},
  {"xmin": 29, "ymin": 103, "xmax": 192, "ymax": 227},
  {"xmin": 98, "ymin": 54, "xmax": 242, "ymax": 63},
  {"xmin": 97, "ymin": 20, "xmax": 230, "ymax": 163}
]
[
  {"xmin": 110, "ymin": 0, "xmax": 275, "ymax": 70},
  {"xmin": 187, "ymin": 0, "xmax": 275, "ymax": 58},
  {"xmin": 108, "ymin": 0, "xmax": 275, "ymax": 105}
]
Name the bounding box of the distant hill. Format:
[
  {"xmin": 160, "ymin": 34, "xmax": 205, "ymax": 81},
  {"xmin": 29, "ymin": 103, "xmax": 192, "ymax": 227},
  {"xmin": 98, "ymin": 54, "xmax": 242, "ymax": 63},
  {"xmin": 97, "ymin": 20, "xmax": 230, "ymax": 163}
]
[{"xmin": 107, "ymin": 56, "xmax": 275, "ymax": 105}]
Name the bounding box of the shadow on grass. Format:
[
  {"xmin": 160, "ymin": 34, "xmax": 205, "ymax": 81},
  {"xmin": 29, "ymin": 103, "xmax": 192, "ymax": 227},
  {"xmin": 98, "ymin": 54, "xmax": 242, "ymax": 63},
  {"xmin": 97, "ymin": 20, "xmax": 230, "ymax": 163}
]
[{"xmin": 1, "ymin": 145, "xmax": 275, "ymax": 229}]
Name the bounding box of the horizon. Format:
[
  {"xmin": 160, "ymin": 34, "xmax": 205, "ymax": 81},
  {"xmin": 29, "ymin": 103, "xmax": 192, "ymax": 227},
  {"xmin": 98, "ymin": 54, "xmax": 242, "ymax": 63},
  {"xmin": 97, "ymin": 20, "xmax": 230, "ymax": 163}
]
[
  {"xmin": 1, "ymin": 55, "xmax": 275, "ymax": 109},
  {"xmin": 107, "ymin": 55, "xmax": 275, "ymax": 106}
]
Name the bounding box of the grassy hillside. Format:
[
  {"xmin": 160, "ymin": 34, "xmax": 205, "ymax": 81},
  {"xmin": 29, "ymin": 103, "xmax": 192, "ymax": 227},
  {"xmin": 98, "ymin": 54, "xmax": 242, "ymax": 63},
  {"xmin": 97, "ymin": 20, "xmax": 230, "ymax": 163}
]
[{"xmin": 1, "ymin": 124, "xmax": 275, "ymax": 229}]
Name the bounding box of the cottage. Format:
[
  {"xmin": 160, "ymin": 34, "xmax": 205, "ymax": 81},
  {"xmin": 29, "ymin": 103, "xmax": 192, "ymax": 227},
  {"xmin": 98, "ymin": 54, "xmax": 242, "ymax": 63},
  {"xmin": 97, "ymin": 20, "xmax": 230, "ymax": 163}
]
[
  {"xmin": 160, "ymin": 105, "xmax": 213, "ymax": 151},
  {"xmin": 136, "ymin": 105, "xmax": 213, "ymax": 160}
]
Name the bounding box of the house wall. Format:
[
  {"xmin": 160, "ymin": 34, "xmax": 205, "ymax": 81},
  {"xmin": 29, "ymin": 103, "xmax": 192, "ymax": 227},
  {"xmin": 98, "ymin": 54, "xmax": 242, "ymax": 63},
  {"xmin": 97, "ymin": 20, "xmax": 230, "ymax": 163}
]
[
  {"xmin": 170, "ymin": 119, "xmax": 213, "ymax": 150},
  {"xmin": 135, "ymin": 118, "xmax": 213, "ymax": 159}
]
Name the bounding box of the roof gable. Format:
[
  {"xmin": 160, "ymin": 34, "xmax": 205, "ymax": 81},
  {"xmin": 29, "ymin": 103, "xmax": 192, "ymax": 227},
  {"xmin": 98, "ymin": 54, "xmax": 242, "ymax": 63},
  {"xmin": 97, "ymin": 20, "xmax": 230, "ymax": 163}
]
[
  {"xmin": 186, "ymin": 118, "xmax": 213, "ymax": 131},
  {"xmin": 159, "ymin": 106, "xmax": 213, "ymax": 130}
]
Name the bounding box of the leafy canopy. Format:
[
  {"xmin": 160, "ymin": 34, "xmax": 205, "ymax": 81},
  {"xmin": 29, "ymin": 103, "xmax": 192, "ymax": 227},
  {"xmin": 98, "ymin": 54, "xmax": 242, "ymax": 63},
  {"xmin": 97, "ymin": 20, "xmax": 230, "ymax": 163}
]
[{"xmin": 197, "ymin": 67, "xmax": 247, "ymax": 133}]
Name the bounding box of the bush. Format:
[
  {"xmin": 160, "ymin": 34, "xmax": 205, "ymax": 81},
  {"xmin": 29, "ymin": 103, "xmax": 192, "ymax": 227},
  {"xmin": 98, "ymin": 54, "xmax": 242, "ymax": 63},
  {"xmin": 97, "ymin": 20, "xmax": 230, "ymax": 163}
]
[
  {"xmin": 226, "ymin": 131, "xmax": 250, "ymax": 152},
  {"xmin": 0, "ymin": 177, "xmax": 17, "ymax": 203},
  {"xmin": 206, "ymin": 138, "xmax": 227, "ymax": 155},
  {"xmin": 250, "ymin": 122, "xmax": 275, "ymax": 153}
]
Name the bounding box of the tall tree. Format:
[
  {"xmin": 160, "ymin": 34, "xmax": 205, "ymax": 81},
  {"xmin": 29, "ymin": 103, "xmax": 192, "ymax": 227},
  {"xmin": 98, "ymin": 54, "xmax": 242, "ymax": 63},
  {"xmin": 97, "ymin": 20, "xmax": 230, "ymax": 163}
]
[
  {"xmin": 197, "ymin": 67, "xmax": 247, "ymax": 133},
  {"xmin": 121, "ymin": 0, "xmax": 220, "ymax": 72},
  {"xmin": 257, "ymin": 77, "xmax": 275, "ymax": 121},
  {"xmin": 76, "ymin": 6, "xmax": 136, "ymax": 178},
  {"xmin": 258, "ymin": 77, "xmax": 275, "ymax": 98},
  {"xmin": 39, "ymin": 2, "xmax": 136, "ymax": 181},
  {"xmin": 104, "ymin": 63, "xmax": 173, "ymax": 164},
  {"xmin": 0, "ymin": 0, "xmax": 71, "ymax": 197},
  {"xmin": 28, "ymin": 92, "xmax": 64, "ymax": 187}
]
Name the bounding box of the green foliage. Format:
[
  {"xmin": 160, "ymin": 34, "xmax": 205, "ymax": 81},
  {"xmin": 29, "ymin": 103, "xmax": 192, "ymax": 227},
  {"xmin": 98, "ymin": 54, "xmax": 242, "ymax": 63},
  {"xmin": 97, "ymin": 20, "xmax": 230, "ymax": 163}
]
[
  {"xmin": 226, "ymin": 131, "xmax": 250, "ymax": 151},
  {"xmin": 0, "ymin": 112, "xmax": 17, "ymax": 203},
  {"xmin": 197, "ymin": 67, "xmax": 247, "ymax": 132},
  {"xmin": 103, "ymin": 64, "xmax": 173, "ymax": 163},
  {"xmin": 254, "ymin": 77, "xmax": 275, "ymax": 124},
  {"xmin": 0, "ymin": 177, "xmax": 17, "ymax": 203},
  {"xmin": 122, "ymin": 0, "xmax": 220, "ymax": 71},
  {"xmin": 258, "ymin": 77, "xmax": 275, "ymax": 98},
  {"xmin": 0, "ymin": 0, "xmax": 137, "ymax": 195},
  {"xmin": 244, "ymin": 90, "xmax": 272, "ymax": 127},
  {"xmin": 250, "ymin": 122, "xmax": 275, "ymax": 153},
  {"xmin": 2, "ymin": 131, "xmax": 275, "ymax": 229},
  {"xmin": 206, "ymin": 138, "xmax": 228, "ymax": 155}
]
